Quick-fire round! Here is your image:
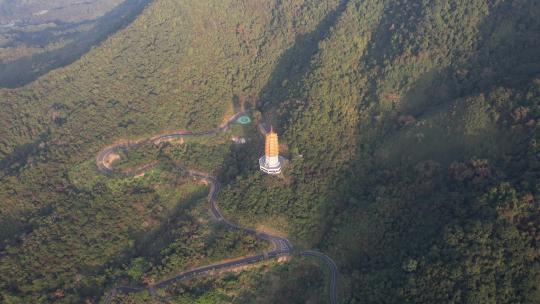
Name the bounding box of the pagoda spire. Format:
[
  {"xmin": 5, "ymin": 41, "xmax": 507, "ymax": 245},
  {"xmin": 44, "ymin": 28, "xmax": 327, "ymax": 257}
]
[{"xmin": 260, "ymin": 125, "xmax": 283, "ymax": 174}]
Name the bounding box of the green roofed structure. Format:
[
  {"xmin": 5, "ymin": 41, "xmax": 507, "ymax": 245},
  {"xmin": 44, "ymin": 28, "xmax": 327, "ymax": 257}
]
[{"xmin": 237, "ymin": 115, "xmax": 251, "ymax": 124}]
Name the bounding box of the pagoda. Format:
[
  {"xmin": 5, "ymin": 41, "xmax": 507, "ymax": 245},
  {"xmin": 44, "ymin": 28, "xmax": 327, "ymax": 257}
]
[{"xmin": 259, "ymin": 126, "xmax": 284, "ymax": 174}]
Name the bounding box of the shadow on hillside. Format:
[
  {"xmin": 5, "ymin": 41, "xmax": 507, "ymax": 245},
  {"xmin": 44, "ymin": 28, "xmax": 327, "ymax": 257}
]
[
  {"xmin": 102, "ymin": 121, "xmax": 263, "ymax": 297},
  {"xmin": 131, "ymin": 178, "xmax": 208, "ymax": 259},
  {"xmin": 94, "ymin": 0, "xmax": 358, "ymax": 295},
  {"xmin": 370, "ymin": 0, "xmax": 540, "ymax": 168},
  {"xmin": 258, "ymin": 0, "xmax": 350, "ymax": 120},
  {"xmin": 0, "ymin": 131, "xmax": 50, "ymax": 175},
  {"xmin": 0, "ymin": 0, "xmax": 151, "ymax": 88},
  {"xmin": 338, "ymin": 0, "xmax": 540, "ymax": 294}
]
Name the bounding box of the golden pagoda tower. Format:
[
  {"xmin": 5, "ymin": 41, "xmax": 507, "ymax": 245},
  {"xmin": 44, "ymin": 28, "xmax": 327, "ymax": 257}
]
[{"xmin": 259, "ymin": 126, "xmax": 284, "ymax": 174}]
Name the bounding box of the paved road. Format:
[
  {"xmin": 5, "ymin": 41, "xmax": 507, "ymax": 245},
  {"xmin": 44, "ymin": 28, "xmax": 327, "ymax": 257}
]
[
  {"xmin": 301, "ymin": 251, "xmax": 339, "ymax": 304},
  {"xmin": 97, "ymin": 112, "xmax": 338, "ymax": 304}
]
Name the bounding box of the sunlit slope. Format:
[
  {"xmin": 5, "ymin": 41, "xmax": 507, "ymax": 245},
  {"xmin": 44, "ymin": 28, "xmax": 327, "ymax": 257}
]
[
  {"xmin": 0, "ymin": 0, "xmax": 343, "ymax": 302},
  {"xmin": 0, "ymin": 0, "xmax": 340, "ymax": 159},
  {"xmin": 219, "ymin": 0, "xmax": 539, "ymax": 302},
  {"xmin": 0, "ymin": 0, "xmax": 341, "ymax": 219},
  {"xmin": 282, "ymin": 1, "xmax": 540, "ymax": 302},
  {"xmin": 285, "ymin": 0, "xmax": 540, "ymax": 172}
]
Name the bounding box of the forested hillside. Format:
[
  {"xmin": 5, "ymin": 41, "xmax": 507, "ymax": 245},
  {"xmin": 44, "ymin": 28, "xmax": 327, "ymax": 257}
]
[
  {"xmin": 0, "ymin": 0, "xmax": 342, "ymax": 302},
  {"xmin": 0, "ymin": 0, "xmax": 539, "ymax": 303},
  {"xmin": 223, "ymin": 0, "xmax": 540, "ymax": 302}
]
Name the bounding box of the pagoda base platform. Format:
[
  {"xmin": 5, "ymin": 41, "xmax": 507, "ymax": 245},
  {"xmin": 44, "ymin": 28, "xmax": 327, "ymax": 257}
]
[{"xmin": 259, "ymin": 156, "xmax": 285, "ymax": 175}]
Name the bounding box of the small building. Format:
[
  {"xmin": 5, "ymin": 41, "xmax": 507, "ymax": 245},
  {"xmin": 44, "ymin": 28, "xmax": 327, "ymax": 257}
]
[
  {"xmin": 259, "ymin": 127, "xmax": 285, "ymax": 175},
  {"xmin": 231, "ymin": 137, "xmax": 247, "ymax": 144}
]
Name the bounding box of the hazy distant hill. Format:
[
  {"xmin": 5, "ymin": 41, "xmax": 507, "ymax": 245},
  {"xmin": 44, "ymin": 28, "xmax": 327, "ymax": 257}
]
[
  {"xmin": 0, "ymin": 0, "xmax": 122, "ymax": 25},
  {"xmin": 0, "ymin": 0, "xmax": 147, "ymax": 87}
]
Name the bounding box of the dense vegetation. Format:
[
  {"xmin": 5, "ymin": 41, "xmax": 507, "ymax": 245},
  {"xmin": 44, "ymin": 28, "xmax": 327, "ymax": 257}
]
[
  {"xmin": 223, "ymin": 0, "xmax": 540, "ymax": 302},
  {"xmin": 0, "ymin": 0, "xmax": 539, "ymax": 303}
]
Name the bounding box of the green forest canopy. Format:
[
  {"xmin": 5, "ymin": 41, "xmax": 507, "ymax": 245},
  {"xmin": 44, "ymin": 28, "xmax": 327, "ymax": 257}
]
[{"xmin": 0, "ymin": 0, "xmax": 539, "ymax": 303}]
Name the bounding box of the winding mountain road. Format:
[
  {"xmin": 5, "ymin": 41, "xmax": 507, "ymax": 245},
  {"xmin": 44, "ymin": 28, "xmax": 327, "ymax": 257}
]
[{"xmin": 98, "ymin": 112, "xmax": 338, "ymax": 303}]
